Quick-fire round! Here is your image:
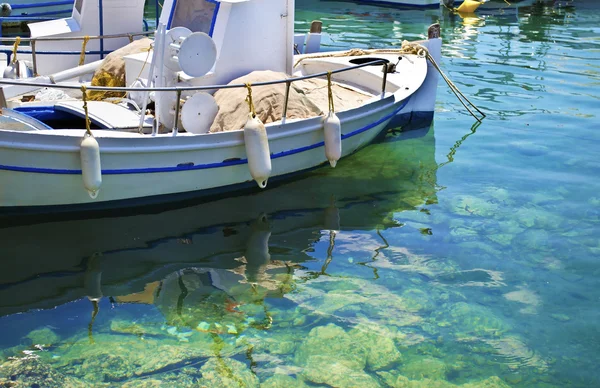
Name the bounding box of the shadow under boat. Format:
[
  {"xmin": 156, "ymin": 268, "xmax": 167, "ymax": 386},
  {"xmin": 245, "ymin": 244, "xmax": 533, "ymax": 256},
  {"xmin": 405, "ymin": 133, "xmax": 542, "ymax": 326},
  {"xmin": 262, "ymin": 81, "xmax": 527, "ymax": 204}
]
[{"xmin": 0, "ymin": 126, "xmax": 438, "ymax": 319}]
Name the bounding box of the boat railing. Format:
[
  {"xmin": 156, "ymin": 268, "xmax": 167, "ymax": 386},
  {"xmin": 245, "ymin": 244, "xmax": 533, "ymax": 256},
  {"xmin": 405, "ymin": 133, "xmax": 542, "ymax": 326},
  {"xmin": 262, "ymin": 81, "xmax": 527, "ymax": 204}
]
[
  {"xmin": 0, "ymin": 30, "xmax": 155, "ymax": 73},
  {"xmin": 0, "ymin": 58, "xmax": 391, "ymax": 134}
]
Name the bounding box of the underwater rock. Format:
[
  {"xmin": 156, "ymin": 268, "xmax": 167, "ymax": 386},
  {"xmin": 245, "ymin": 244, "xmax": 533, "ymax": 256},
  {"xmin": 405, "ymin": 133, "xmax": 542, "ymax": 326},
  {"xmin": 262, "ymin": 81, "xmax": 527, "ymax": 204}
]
[
  {"xmin": 401, "ymin": 356, "xmax": 447, "ymax": 380},
  {"xmin": 400, "ymin": 288, "xmax": 434, "ymax": 313},
  {"xmin": 450, "ymin": 195, "xmax": 499, "ymax": 218},
  {"xmin": 110, "ymin": 319, "xmax": 164, "ymax": 337},
  {"xmin": 486, "ymin": 233, "xmax": 514, "ymax": 247},
  {"xmin": 450, "ymin": 227, "xmax": 480, "ymax": 241},
  {"xmin": 24, "ymin": 327, "xmax": 60, "ymax": 347},
  {"xmin": 484, "ymin": 187, "xmax": 511, "ymax": 204},
  {"xmin": 514, "ymin": 229, "xmax": 550, "ymax": 251},
  {"xmin": 250, "ymin": 333, "xmax": 297, "ymax": 355},
  {"xmin": 0, "ymin": 357, "xmax": 86, "ymax": 388},
  {"xmin": 295, "ymin": 324, "xmax": 367, "ymax": 370},
  {"xmin": 550, "ymin": 313, "xmax": 570, "ymax": 322},
  {"xmin": 462, "ymin": 376, "xmax": 511, "ymax": 388},
  {"xmin": 81, "ymin": 353, "xmax": 136, "ymax": 382},
  {"xmin": 509, "ymin": 141, "xmax": 549, "ymax": 157},
  {"xmin": 302, "ymin": 357, "xmax": 381, "ymax": 388},
  {"xmin": 121, "ymin": 379, "xmax": 164, "ymax": 388},
  {"xmin": 484, "ymin": 336, "xmax": 548, "ymax": 371},
  {"xmin": 514, "ymin": 207, "xmax": 563, "ymax": 230},
  {"xmin": 199, "ymin": 357, "xmax": 259, "ymax": 388},
  {"xmin": 51, "ymin": 333, "xmax": 233, "ymax": 381},
  {"xmin": 377, "ymin": 371, "xmax": 511, "ymax": 388},
  {"xmin": 446, "ymin": 302, "xmax": 510, "ymax": 339},
  {"xmin": 377, "ymin": 371, "xmax": 454, "ymax": 388},
  {"xmin": 288, "ymin": 277, "xmax": 422, "ymax": 328},
  {"xmin": 260, "ymin": 374, "xmax": 310, "ymax": 388},
  {"xmin": 503, "ymin": 287, "xmax": 541, "ymax": 314},
  {"xmin": 348, "ymin": 326, "xmax": 402, "ymax": 370}
]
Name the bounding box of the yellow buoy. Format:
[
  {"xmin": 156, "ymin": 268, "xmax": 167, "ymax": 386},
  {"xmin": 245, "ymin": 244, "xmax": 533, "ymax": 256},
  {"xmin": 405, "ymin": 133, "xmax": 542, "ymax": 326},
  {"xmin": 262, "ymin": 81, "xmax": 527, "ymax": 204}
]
[
  {"xmin": 244, "ymin": 113, "xmax": 272, "ymax": 188},
  {"xmin": 80, "ymin": 132, "xmax": 102, "ymax": 199},
  {"xmin": 324, "ymin": 112, "xmax": 342, "ymax": 168},
  {"xmin": 456, "ymin": 0, "xmax": 483, "ymax": 13}
]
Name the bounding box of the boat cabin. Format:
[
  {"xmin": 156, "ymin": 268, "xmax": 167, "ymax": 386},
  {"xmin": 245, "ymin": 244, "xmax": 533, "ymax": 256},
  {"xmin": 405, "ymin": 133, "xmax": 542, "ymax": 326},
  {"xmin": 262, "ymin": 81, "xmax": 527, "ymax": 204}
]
[{"xmin": 28, "ymin": 0, "xmax": 146, "ymax": 74}]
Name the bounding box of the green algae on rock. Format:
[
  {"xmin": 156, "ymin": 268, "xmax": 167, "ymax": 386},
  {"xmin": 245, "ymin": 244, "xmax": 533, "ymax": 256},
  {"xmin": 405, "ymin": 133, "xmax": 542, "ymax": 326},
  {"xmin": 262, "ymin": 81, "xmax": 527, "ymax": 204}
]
[
  {"xmin": 348, "ymin": 326, "xmax": 402, "ymax": 371},
  {"xmin": 401, "ymin": 356, "xmax": 448, "ymax": 380},
  {"xmin": 0, "ymin": 357, "xmax": 87, "ymax": 388},
  {"xmin": 199, "ymin": 357, "xmax": 259, "ymax": 388},
  {"xmin": 449, "ymin": 195, "xmax": 500, "ymax": 218},
  {"xmin": 295, "ymin": 324, "xmax": 367, "ymax": 370},
  {"xmin": 23, "ymin": 327, "xmax": 61, "ymax": 347},
  {"xmin": 260, "ymin": 373, "xmax": 310, "ymax": 388},
  {"xmin": 444, "ymin": 302, "xmax": 511, "ymax": 339}
]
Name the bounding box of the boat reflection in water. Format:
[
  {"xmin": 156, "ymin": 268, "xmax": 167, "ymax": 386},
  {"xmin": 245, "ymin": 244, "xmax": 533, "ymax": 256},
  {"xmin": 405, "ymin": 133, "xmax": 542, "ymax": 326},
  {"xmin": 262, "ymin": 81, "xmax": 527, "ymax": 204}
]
[
  {"xmin": 0, "ymin": 127, "xmax": 440, "ymax": 386},
  {"xmin": 0, "ymin": 125, "xmax": 437, "ymax": 319}
]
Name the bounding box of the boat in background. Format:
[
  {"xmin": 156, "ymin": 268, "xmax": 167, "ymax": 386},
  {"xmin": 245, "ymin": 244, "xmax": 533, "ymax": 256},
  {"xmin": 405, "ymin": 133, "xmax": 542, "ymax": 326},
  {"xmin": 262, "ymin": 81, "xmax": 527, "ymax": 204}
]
[
  {"xmin": 0, "ymin": 0, "xmax": 73, "ymax": 37},
  {"xmin": 344, "ymin": 0, "xmax": 484, "ymax": 12}
]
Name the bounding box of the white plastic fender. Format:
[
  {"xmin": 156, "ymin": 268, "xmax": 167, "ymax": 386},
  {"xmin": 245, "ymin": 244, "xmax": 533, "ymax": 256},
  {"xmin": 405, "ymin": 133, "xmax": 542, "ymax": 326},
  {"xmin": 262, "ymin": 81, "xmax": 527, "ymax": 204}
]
[
  {"xmin": 243, "ymin": 114, "xmax": 272, "ymax": 188},
  {"xmin": 80, "ymin": 132, "xmax": 102, "ymax": 199},
  {"xmin": 324, "ymin": 111, "xmax": 342, "ymax": 168}
]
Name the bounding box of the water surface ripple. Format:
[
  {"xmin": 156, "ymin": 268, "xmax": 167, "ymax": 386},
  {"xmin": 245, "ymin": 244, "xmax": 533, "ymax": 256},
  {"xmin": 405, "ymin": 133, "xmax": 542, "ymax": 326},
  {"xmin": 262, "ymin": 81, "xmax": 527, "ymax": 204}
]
[{"xmin": 1, "ymin": 1, "xmax": 599, "ymax": 387}]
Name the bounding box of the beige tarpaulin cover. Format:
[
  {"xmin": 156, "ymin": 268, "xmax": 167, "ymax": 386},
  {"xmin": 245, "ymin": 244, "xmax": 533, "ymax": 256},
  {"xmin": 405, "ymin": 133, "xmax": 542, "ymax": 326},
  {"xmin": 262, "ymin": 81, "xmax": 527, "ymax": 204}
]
[
  {"xmin": 209, "ymin": 70, "xmax": 372, "ymax": 133},
  {"xmin": 88, "ymin": 38, "xmax": 153, "ymax": 100}
]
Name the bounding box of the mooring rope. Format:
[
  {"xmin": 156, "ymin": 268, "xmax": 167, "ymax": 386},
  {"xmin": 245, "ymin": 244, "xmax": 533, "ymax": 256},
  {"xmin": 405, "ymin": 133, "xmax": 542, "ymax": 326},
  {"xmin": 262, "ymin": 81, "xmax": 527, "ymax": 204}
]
[
  {"xmin": 11, "ymin": 36, "xmax": 20, "ymax": 64},
  {"xmin": 295, "ymin": 41, "xmax": 485, "ymax": 122},
  {"xmin": 81, "ymin": 85, "xmax": 93, "ymax": 136},
  {"xmin": 245, "ymin": 82, "xmax": 257, "ymax": 118},
  {"xmin": 79, "ymin": 35, "xmax": 91, "ymax": 66},
  {"xmin": 327, "ymin": 71, "xmax": 335, "ymax": 113}
]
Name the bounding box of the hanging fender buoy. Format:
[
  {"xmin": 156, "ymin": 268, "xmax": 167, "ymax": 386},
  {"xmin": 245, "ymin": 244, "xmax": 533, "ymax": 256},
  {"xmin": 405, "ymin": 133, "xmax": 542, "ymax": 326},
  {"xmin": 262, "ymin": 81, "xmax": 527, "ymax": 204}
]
[
  {"xmin": 324, "ymin": 112, "xmax": 342, "ymax": 168},
  {"xmin": 244, "ymin": 114, "xmax": 271, "ymax": 188},
  {"xmin": 80, "ymin": 132, "xmax": 102, "ymax": 199}
]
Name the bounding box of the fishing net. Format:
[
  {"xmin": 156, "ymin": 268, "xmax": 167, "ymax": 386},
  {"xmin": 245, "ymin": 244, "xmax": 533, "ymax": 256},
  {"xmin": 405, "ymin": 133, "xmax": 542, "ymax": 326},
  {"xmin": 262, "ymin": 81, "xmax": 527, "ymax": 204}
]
[
  {"xmin": 209, "ymin": 70, "xmax": 371, "ymax": 132},
  {"xmin": 88, "ymin": 38, "xmax": 153, "ymax": 101}
]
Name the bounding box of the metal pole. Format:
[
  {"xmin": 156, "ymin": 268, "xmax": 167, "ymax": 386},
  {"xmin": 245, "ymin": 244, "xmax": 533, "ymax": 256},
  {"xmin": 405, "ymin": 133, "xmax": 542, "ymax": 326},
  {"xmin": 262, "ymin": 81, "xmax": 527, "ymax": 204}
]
[
  {"xmin": 282, "ymin": 81, "xmax": 291, "ymax": 123},
  {"xmin": 381, "ymin": 64, "xmax": 387, "ymax": 96},
  {"xmin": 98, "ymin": 0, "xmax": 104, "ymax": 59},
  {"xmin": 31, "ymin": 40, "xmax": 38, "ymax": 76},
  {"xmin": 155, "ymin": 0, "xmax": 160, "ymax": 28},
  {"xmin": 172, "ymin": 90, "xmax": 182, "ymax": 136}
]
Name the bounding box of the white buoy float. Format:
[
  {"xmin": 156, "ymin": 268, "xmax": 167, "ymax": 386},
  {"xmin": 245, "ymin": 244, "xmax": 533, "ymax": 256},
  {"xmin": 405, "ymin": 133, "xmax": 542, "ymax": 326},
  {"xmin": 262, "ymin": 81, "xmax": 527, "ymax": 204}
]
[
  {"xmin": 324, "ymin": 72, "xmax": 342, "ymax": 167},
  {"xmin": 324, "ymin": 112, "xmax": 342, "ymax": 167},
  {"xmin": 80, "ymin": 132, "xmax": 102, "ymax": 199},
  {"xmin": 244, "ymin": 113, "xmax": 271, "ymax": 188}
]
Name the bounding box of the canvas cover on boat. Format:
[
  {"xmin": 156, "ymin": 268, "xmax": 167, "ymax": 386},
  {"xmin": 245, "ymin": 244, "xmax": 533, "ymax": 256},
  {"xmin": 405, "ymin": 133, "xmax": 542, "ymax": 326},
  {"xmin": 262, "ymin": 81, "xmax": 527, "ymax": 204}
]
[
  {"xmin": 88, "ymin": 38, "xmax": 153, "ymax": 101},
  {"xmin": 209, "ymin": 71, "xmax": 372, "ymax": 133}
]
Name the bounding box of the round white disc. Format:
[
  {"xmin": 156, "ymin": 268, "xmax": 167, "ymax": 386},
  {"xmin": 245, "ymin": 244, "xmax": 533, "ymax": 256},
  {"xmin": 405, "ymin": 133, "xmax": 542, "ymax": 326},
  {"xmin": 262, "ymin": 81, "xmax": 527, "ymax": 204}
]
[
  {"xmin": 181, "ymin": 92, "xmax": 219, "ymax": 134},
  {"xmin": 164, "ymin": 27, "xmax": 192, "ymax": 72},
  {"xmin": 178, "ymin": 32, "xmax": 217, "ymax": 78}
]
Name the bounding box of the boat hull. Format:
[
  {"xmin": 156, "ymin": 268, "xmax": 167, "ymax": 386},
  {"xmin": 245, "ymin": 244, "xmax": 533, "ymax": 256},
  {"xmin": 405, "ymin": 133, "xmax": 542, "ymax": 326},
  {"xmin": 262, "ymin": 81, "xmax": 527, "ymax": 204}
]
[{"xmin": 0, "ymin": 95, "xmax": 402, "ymax": 210}]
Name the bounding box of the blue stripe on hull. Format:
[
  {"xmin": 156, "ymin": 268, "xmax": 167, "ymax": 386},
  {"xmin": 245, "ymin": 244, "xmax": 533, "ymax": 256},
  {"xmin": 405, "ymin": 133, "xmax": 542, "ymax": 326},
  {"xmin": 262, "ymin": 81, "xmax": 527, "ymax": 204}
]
[{"xmin": 0, "ymin": 98, "xmax": 411, "ymax": 176}]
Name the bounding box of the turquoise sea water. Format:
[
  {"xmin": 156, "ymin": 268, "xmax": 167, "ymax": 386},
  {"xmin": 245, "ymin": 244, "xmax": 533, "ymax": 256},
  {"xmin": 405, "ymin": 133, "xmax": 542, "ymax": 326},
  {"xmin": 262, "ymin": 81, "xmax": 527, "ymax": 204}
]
[{"xmin": 1, "ymin": 0, "xmax": 599, "ymax": 387}]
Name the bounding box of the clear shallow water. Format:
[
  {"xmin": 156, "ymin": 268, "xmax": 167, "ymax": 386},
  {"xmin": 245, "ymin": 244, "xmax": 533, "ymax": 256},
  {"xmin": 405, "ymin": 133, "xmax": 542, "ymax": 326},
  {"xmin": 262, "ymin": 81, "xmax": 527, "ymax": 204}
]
[{"xmin": 1, "ymin": 0, "xmax": 599, "ymax": 387}]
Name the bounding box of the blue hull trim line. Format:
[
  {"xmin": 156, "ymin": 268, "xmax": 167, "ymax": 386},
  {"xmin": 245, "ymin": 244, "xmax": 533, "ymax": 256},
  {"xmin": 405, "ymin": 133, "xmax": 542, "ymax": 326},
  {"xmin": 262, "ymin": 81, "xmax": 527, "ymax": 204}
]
[
  {"xmin": 0, "ymin": 98, "xmax": 411, "ymax": 176},
  {"xmin": 354, "ymin": 0, "xmax": 440, "ymax": 9}
]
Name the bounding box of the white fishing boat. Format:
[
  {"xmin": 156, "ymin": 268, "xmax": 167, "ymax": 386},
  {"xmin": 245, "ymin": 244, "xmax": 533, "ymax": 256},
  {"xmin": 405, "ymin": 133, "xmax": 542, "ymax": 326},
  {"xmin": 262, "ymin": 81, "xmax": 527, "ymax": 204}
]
[{"xmin": 0, "ymin": 0, "xmax": 444, "ymax": 213}]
